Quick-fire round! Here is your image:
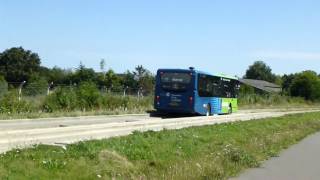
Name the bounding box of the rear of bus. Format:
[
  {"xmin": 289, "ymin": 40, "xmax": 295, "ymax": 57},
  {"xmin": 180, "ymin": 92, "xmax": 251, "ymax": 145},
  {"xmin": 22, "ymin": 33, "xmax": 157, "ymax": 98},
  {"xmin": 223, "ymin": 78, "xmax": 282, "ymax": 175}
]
[{"xmin": 154, "ymin": 69, "xmax": 196, "ymax": 114}]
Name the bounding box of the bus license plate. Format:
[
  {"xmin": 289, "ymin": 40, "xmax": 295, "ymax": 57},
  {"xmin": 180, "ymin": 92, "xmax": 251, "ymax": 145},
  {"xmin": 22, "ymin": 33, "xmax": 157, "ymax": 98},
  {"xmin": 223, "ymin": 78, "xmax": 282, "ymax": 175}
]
[{"xmin": 169, "ymin": 102, "xmax": 179, "ymax": 107}]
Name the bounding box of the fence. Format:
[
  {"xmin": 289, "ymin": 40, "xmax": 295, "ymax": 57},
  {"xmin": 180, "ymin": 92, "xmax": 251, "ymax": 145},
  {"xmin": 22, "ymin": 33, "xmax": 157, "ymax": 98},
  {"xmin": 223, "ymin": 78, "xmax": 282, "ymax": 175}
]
[{"xmin": 3, "ymin": 82, "xmax": 154, "ymax": 101}]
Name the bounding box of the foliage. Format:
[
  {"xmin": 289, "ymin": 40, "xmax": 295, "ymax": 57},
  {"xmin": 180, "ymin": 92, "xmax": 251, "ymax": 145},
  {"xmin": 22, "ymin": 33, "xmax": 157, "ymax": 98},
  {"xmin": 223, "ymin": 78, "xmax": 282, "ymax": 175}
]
[
  {"xmin": 0, "ymin": 47, "xmax": 41, "ymax": 83},
  {"xmin": 133, "ymin": 65, "xmax": 155, "ymax": 93},
  {"xmin": 239, "ymin": 84, "xmax": 255, "ymax": 95},
  {"xmin": 238, "ymin": 93, "xmax": 308, "ymax": 108},
  {"xmin": 43, "ymin": 87, "xmax": 78, "ymax": 112},
  {"xmin": 24, "ymin": 76, "xmax": 48, "ymax": 96},
  {"xmin": 244, "ymin": 61, "xmax": 276, "ymax": 83},
  {"xmin": 282, "ymin": 73, "xmax": 296, "ymax": 94},
  {"xmin": 0, "ymin": 76, "xmax": 8, "ymax": 97},
  {"xmin": 0, "ymin": 91, "xmax": 34, "ymax": 114},
  {"xmin": 1, "ymin": 112, "xmax": 320, "ymax": 179},
  {"xmin": 70, "ymin": 62, "xmax": 97, "ymax": 84},
  {"xmin": 76, "ymin": 82, "xmax": 101, "ymax": 110},
  {"xmin": 289, "ymin": 71, "xmax": 320, "ymax": 101},
  {"xmin": 43, "ymin": 83, "xmax": 153, "ymax": 113}
]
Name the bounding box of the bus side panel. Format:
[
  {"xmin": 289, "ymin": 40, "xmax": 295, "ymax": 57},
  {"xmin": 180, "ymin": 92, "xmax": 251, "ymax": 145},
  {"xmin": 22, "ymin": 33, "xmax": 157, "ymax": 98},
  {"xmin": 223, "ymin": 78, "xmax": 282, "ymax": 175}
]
[
  {"xmin": 221, "ymin": 98, "xmax": 238, "ymax": 113},
  {"xmin": 194, "ymin": 97, "xmax": 224, "ymax": 115}
]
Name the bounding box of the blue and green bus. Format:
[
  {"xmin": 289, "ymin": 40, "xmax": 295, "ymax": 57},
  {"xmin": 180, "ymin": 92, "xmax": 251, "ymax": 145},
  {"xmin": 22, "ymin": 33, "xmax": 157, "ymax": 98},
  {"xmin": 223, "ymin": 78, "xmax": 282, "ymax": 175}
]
[{"xmin": 154, "ymin": 67, "xmax": 240, "ymax": 116}]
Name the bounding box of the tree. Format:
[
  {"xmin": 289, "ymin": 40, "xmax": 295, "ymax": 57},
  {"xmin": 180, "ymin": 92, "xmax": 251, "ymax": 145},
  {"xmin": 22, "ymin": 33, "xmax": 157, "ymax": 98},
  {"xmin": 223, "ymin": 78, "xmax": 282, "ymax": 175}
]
[
  {"xmin": 281, "ymin": 74, "xmax": 296, "ymax": 94},
  {"xmin": 121, "ymin": 70, "xmax": 138, "ymax": 89},
  {"xmin": 133, "ymin": 65, "xmax": 155, "ymax": 93},
  {"xmin": 244, "ymin": 61, "xmax": 276, "ymax": 82},
  {"xmin": 71, "ymin": 62, "xmax": 97, "ymax": 84},
  {"xmin": 47, "ymin": 66, "xmax": 72, "ymax": 85},
  {"xmin": 105, "ymin": 69, "xmax": 121, "ymax": 89},
  {"xmin": 0, "ymin": 47, "xmax": 41, "ymax": 83},
  {"xmin": 289, "ymin": 71, "xmax": 320, "ymax": 101}
]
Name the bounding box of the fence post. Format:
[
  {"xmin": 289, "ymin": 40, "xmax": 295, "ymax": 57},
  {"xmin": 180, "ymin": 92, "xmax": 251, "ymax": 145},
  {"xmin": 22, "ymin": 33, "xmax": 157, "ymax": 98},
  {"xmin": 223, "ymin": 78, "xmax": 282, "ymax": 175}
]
[
  {"xmin": 18, "ymin": 81, "xmax": 26, "ymax": 101},
  {"xmin": 123, "ymin": 86, "xmax": 128, "ymax": 97},
  {"xmin": 47, "ymin": 82, "xmax": 53, "ymax": 96},
  {"xmin": 137, "ymin": 87, "xmax": 143, "ymax": 99}
]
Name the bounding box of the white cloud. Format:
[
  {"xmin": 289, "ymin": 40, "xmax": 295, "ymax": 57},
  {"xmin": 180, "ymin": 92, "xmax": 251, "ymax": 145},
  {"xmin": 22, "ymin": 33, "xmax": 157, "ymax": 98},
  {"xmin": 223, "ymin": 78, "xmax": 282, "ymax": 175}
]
[{"xmin": 251, "ymin": 50, "xmax": 320, "ymax": 60}]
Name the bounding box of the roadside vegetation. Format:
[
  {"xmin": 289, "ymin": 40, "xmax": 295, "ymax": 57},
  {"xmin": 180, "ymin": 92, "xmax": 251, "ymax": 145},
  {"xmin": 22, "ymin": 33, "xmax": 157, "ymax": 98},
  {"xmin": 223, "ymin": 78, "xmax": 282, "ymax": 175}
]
[
  {"xmin": 0, "ymin": 47, "xmax": 319, "ymax": 119},
  {"xmin": 1, "ymin": 112, "xmax": 320, "ymax": 179}
]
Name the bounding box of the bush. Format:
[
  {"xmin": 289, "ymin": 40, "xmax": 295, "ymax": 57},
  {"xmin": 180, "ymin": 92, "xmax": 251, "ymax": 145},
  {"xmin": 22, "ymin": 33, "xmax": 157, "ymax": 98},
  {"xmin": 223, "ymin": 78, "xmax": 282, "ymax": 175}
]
[
  {"xmin": 0, "ymin": 91, "xmax": 34, "ymax": 114},
  {"xmin": 238, "ymin": 93, "xmax": 307, "ymax": 107},
  {"xmin": 43, "ymin": 87, "xmax": 78, "ymax": 112},
  {"xmin": 76, "ymin": 82, "xmax": 101, "ymax": 111}
]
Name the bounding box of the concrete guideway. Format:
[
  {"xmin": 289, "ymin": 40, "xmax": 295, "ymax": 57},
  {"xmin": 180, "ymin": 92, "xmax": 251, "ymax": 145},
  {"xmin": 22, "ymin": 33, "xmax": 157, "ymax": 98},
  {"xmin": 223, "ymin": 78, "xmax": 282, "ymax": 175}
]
[
  {"xmin": 233, "ymin": 132, "xmax": 320, "ymax": 180},
  {"xmin": 0, "ymin": 108, "xmax": 320, "ymax": 154}
]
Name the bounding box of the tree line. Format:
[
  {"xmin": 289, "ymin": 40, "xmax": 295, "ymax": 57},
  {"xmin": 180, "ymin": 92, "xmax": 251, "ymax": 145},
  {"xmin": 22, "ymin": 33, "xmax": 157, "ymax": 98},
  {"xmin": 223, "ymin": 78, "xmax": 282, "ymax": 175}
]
[
  {"xmin": 0, "ymin": 47, "xmax": 320, "ymax": 101},
  {"xmin": 0, "ymin": 47, "xmax": 155, "ymax": 95},
  {"xmin": 244, "ymin": 61, "xmax": 320, "ymax": 101}
]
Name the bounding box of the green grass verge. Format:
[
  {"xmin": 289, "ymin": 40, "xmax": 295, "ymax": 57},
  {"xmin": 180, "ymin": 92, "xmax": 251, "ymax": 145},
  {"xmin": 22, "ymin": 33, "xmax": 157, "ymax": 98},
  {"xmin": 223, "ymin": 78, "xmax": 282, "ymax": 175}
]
[{"xmin": 1, "ymin": 112, "xmax": 320, "ymax": 179}]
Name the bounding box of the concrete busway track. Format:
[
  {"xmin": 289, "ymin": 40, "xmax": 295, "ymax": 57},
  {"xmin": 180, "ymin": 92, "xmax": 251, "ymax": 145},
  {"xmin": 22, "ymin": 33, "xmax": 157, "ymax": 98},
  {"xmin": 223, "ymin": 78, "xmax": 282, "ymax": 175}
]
[{"xmin": 0, "ymin": 108, "xmax": 320, "ymax": 153}]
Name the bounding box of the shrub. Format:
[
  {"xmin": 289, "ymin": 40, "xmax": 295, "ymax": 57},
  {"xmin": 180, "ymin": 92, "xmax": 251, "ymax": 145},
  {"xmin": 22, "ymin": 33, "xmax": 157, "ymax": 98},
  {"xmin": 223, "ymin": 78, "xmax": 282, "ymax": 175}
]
[
  {"xmin": 0, "ymin": 76, "xmax": 8, "ymax": 97},
  {"xmin": 0, "ymin": 91, "xmax": 34, "ymax": 114},
  {"xmin": 43, "ymin": 87, "xmax": 78, "ymax": 112},
  {"xmin": 76, "ymin": 82, "xmax": 101, "ymax": 111}
]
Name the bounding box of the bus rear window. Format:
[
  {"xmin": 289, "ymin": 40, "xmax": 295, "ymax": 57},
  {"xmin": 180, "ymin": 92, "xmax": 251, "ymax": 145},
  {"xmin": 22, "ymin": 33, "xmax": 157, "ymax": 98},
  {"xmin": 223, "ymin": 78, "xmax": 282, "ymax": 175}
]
[{"xmin": 160, "ymin": 72, "xmax": 191, "ymax": 91}]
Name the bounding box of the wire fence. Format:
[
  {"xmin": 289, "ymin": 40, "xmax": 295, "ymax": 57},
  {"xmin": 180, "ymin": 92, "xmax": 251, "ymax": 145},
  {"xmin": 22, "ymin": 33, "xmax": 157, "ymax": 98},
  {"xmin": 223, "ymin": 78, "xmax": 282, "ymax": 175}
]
[{"xmin": 1, "ymin": 82, "xmax": 154, "ymax": 100}]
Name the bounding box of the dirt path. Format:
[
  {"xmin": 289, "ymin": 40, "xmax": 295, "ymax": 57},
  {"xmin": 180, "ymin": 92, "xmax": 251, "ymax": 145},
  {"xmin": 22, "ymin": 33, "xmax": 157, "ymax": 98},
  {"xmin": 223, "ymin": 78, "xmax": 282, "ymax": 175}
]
[{"xmin": 0, "ymin": 108, "xmax": 319, "ymax": 153}]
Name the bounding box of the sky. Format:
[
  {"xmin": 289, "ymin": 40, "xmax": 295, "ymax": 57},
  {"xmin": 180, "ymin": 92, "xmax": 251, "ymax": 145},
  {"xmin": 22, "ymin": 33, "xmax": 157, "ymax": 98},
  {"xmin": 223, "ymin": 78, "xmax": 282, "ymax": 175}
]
[{"xmin": 1, "ymin": 0, "xmax": 320, "ymax": 76}]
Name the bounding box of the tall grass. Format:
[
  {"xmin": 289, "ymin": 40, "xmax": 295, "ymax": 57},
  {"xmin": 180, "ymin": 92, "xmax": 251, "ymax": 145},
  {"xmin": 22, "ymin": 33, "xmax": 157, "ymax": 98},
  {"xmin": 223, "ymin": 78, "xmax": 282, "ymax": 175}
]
[
  {"xmin": 0, "ymin": 82, "xmax": 153, "ymax": 119},
  {"xmin": 238, "ymin": 93, "xmax": 314, "ymax": 109},
  {"xmin": 0, "ymin": 83, "xmax": 318, "ymax": 119}
]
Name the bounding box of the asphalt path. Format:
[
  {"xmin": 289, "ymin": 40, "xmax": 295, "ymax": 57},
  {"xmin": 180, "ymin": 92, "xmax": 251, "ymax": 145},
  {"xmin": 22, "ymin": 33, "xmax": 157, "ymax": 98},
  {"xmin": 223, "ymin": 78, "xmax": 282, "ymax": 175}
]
[
  {"xmin": 233, "ymin": 132, "xmax": 320, "ymax": 180},
  {"xmin": 0, "ymin": 108, "xmax": 319, "ymax": 154}
]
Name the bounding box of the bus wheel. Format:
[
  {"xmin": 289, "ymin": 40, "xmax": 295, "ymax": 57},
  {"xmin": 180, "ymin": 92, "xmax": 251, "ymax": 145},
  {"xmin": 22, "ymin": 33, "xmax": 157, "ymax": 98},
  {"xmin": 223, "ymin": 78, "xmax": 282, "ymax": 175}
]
[
  {"xmin": 228, "ymin": 104, "xmax": 232, "ymax": 114},
  {"xmin": 206, "ymin": 104, "xmax": 211, "ymax": 116}
]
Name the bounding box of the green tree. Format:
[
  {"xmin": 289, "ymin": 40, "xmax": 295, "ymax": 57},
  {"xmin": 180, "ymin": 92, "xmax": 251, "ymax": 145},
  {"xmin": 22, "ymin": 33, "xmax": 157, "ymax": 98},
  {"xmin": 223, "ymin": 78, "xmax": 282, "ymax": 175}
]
[
  {"xmin": 281, "ymin": 74, "xmax": 296, "ymax": 94},
  {"xmin": 244, "ymin": 61, "xmax": 276, "ymax": 82},
  {"xmin": 133, "ymin": 65, "xmax": 155, "ymax": 93},
  {"xmin": 105, "ymin": 69, "xmax": 121, "ymax": 89},
  {"xmin": 47, "ymin": 66, "xmax": 72, "ymax": 84},
  {"xmin": 121, "ymin": 70, "xmax": 138, "ymax": 89},
  {"xmin": 289, "ymin": 71, "xmax": 320, "ymax": 101},
  {"xmin": 71, "ymin": 62, "xmax": 97, "ymax": 84},
  {"xmin": 0, "ymin": 47, "xmax": 41, "ymax": 83}
]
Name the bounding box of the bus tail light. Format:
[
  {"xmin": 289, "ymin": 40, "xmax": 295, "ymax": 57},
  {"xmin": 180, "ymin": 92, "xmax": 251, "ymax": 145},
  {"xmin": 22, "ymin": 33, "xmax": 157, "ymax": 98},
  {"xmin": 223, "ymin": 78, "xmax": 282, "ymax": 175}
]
[
  {"xmin": 189, "ymin": 96, "xmax": 193, "ymax": 105},
  {"xmin": 156, "ymin": 95, "xmax": 160, "ymax": 102}
]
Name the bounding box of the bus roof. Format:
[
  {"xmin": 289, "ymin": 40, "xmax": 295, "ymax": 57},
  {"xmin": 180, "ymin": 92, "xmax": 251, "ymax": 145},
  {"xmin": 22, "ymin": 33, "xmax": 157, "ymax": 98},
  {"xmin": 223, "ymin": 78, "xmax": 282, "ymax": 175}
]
[{"xmin": 157, "ymin": 68, "xmax": 239, "ymax": 80}]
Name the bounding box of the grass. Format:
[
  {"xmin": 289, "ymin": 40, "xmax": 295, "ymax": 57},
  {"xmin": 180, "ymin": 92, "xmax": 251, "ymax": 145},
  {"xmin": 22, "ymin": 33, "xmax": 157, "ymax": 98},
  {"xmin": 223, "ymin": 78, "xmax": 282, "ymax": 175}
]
[
  {"xmin": 0, "ymin": 92, "xmax": 319, "ymax": 120},
  {"xmin": 1, "ymin": 112, "xmax": 320, "ymax": 179},
  {"xmin": 0, "ymin": 94, "xmax": 153, "ymax": 120},
  {"xmin": 238, "ymin": 93, "xmax": 318, "ymax": 109}
]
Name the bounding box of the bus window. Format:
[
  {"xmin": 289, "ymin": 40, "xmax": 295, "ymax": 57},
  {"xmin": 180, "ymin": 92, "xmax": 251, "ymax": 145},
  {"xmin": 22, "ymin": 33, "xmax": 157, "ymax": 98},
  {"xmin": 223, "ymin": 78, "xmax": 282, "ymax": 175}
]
[
  {"xmin": 221, "ymin": 78, "xmax": 232, "ymax": 98},
  {"xmin": 198, "ymin": 74, "xmax": 222, "ymax": 97},
  {"xmin": 198, "ymin": 74, "xmax": 212, "ymax": 97},
  {"xmin": 160, "ymin": 72, "xmax": 191, "ymax": 91}
]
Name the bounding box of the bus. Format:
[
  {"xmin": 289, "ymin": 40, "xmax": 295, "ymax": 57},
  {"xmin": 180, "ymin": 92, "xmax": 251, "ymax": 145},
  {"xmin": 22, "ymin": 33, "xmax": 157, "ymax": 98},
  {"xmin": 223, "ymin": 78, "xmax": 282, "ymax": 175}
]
[{"xmin": 154, "ymin": 67, "xmax": 240, "ymax": 116}]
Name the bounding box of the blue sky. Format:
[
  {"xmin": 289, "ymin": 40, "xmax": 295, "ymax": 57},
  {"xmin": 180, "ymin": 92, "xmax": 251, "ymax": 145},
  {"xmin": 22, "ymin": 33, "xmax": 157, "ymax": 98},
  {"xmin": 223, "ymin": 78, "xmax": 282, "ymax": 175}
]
[{"xmin": 1, "ymin": 0, "xmax": 320, "ymax": 76}]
